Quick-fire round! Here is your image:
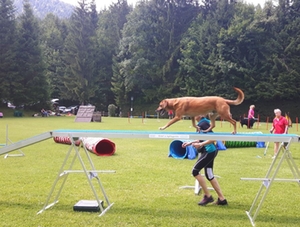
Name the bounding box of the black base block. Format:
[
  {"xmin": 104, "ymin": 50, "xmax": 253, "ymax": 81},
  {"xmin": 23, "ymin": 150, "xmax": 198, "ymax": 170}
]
[{"xmin": 73, "ymin": 200, "xmax": 103, "ymax": 212}]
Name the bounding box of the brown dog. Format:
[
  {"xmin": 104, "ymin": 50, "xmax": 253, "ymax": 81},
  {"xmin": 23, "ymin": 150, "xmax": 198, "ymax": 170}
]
[{"xmin": 156, "ymin": 87, "xmax": 244, "ymax": 134}]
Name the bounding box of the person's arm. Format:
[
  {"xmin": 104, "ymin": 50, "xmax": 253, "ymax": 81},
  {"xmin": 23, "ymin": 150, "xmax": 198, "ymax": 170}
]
[
  {"xmin": 284, "ymin": 119, "xmax": 289, "ymax": 134},
  {"xmin": 182, "ymin": 140, "xmax": 215, "ymax": 148},
  {"xmin": 195, "ymin": 140, "xmax": 215, "ymax": 147},
  {"xmin": 284, "ymin": 125, "xmax": 288, "ymax": 134},
  {"xmin": 270, "ymin": 120, "xmax": 275, "ymax": 133},
  {"xmin": 194, "ymin": 118, "xmax": 200, "ymax": 131},
  {"xmin": 182, "ymin": 140, "xmax": 200, "ymax": 147}
]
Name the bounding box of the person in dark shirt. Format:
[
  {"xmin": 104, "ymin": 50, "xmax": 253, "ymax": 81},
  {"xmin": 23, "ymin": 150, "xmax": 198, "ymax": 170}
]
[
  {"xmin": 195, "ymin": 115, "xmax": 213, "ymax": 133},
  {"xmin": 183, "ymin": 114, "xmax": 227, "ymax": 206}
]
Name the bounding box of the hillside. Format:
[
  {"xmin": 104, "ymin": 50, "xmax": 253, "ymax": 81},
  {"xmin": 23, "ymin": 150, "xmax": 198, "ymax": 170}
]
[{"xmin": 14, "ymin": 0, "xmax": 74, "ymax": 18}]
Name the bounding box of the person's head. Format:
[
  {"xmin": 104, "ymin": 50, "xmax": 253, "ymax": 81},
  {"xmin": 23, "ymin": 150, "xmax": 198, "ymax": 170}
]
[
  {"xmin": 250, "ymin": 105, "xmax": 255, "ymax": 109},
  {"xmin": 274, "ymin": 108, "xmax": 282, "ymax": 118}
]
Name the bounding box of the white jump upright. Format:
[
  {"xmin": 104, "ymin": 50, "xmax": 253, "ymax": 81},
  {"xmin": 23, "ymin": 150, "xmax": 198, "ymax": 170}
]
[
  {"xmin": 37, "ymin": 134, "xmax": 115, "ymax": 216},
  {"xmin": 241, "ymin": 139, "xmax": 300, "ymax": 226},
  {"xmin": 2, "ymin": 125, "xmax": 25, "ymax": 158}
]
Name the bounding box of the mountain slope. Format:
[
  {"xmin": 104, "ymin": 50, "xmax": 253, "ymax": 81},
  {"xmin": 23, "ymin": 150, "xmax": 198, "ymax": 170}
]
[{"xmin": 14, "ymin": 0, "xmax": 74, "ymax": 18}]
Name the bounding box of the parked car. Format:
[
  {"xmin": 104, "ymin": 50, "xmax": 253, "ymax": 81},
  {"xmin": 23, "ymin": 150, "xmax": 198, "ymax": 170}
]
[
  {"xmin": 7, "ymin": 102, "xmax": 16, "ymax": 109},
  {"xmin": 64, "ymin": 106, "xmax": 72, "ymax": 113},
  {"xmin": 58, "ymin": 106, "xmax": 66, "ymax": 113}
]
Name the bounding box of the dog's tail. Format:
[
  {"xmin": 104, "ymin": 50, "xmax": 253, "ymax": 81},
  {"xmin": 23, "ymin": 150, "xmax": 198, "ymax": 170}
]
[{"xmin": 225, "ymin": 87, "xmax": 244, "ymax": 106}]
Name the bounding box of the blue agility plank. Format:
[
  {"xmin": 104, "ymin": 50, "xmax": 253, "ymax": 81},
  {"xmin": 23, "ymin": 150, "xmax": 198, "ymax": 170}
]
[
  {"xmin": 52, "ymin": 129, "xmax": 300, "ymax": 143},
  {"xmin": 0, "ymin": 130, "xmax": 299, "ymax": 156}
]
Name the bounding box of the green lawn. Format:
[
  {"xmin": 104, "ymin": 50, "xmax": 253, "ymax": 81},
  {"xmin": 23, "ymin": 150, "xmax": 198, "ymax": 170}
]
[{"xmin": 0, "ymin": 116, "xmax": 299, "ymax": 227}]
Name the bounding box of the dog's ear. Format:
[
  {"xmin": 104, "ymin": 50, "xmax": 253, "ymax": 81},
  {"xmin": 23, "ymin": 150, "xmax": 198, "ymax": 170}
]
[{"xmin": 161, "ymin": 100, "xmax": 168, "ymax": 109}]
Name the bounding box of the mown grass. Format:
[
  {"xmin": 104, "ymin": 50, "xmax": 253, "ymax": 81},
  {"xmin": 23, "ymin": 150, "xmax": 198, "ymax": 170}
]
[{"xmin": 0, "ymin": 116, "xmax": 300, "ymax": 227}]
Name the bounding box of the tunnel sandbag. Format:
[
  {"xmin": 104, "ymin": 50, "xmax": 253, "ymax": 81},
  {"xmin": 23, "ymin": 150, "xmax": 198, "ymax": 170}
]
[
  {"xmin": 169, "ymin": 140, "xmax": 197, "ymax": 159},
  {"xmin": 256, "ymin": 141, "xmax": 265, "ymax": 148},
  {"xmin": 216, "ymin": 141, "xmax": 227, "ymax": 150},
  {"xmin": 53, "ymin": 136, "xmax": 81, "ymax": 146},
  {"xmin": 225, "ymin": 140, "xmax": 256, "ymax": 148},
  {"xmin": 225, "ymin": 132, "xmax": 265, "ymax": 148},
  {"xmin": 186, "ymin": 145, "xmax": 197, "ymax": 159},
  {"xmin": 81, "ymin": 137, "xmax": 116, "ymax": 156}
]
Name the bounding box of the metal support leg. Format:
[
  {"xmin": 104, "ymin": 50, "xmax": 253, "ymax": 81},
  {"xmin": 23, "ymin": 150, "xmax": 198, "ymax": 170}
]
[
  {"xmin": 73, "ymin": 138, "xmax": 114, "ymax": 215},
  {"xmin": 38, "ymin": 135, "xmax": 114, "ymax": 216},
  {"xmin": 4, "ymin": 125, "xmax": 25, "ymax": 158},
  {"xmin": 243, "ymin": 138, "xmax": 300, "ymax": 226},
  {"xmin": 37, "ymin": 142, "xmax": 77, "ymax": 214}
]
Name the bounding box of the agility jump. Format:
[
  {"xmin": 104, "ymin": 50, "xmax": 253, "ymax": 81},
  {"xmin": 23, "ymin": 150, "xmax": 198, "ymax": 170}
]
[{"xmin": 0, "ymin": 130, "xmax": 299, "ymax": 226}]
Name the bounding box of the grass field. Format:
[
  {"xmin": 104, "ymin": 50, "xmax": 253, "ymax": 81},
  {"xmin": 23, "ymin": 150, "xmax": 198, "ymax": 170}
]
[{"xmin": 0, "ymin": 116, "xmax": 300, "ymax": 227}]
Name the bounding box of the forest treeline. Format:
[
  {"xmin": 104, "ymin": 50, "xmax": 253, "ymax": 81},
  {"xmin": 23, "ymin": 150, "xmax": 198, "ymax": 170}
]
[{"xmin": 1, "ymin": 0, "xmax": 300, "ymax": 115}]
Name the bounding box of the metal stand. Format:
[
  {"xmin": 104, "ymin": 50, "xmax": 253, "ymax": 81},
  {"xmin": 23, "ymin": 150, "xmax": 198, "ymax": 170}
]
[
  {"xmin": 241, "ymin": 139, "xmax": 300, "ymax": 226},
  {"xmin": 263, "ymin": 141, "xmax": 270, "ymax": 156},
  {"xmin": 37, "ymin": 135, "xmax": 115, "ymax": 216},
  {"xmin": 180, "ymin": 153, "xmax": 220, "ymax": 195},
  {"xmin": 3, "ymin": 125, "xmax": 25, "ymax": 158}
]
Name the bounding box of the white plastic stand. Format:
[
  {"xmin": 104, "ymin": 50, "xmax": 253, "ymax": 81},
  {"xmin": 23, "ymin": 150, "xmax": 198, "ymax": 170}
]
[
  {"xmin": 241, "ymin": 139, "xmax": 300, "ymax": 226},
  {"xmin": 37, "ymin": 135, "xmax": 115, "ymax": 216},
  {"xmin": 3, "ymin": 125, "xmax": 25, "ymax": 158}
]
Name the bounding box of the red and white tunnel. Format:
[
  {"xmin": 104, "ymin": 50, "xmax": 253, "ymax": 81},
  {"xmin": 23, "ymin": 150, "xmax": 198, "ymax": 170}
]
[{"xmin": 53, "ymin": 137, "xmax": 116, "ymax": 156}]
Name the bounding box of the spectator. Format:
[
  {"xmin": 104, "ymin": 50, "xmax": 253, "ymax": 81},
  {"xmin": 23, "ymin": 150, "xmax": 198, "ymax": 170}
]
[
  {"xmin": 248, "ymin": 105, "xmax": 255, "ymax": 119},
  {"xmin": 168, "ymin": 110, "xmax": 173, "ymax": 119},
  {"xmin": 247, "ymin": 105, "xmax": 255, "ymax": 128},
  {"xmin": 269, "ymin": 109, "xmax": 288, "ymax": 159},
  {"xmin": 41, "ymin": 109, "xmax": 49, "ymax": 117}
]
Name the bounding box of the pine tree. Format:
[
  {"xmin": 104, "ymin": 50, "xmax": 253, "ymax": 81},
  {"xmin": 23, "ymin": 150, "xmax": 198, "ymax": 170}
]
[
  {"xmin": 97, "ymin": 0, "xmax": 132, "ymax": 109},
  {"xmin": 0, "ymin": 0, "xmax": 17, "ymax": 103},
  {"xmin": 62, "ymin": 0, "xmax": 99, "ymax": 105},
  {"xmin": 115, "ymin": 0, "xmax": 199, "ymax": 105},
  {"xmin": 179, "ymin": 0, "xmax": 237, "ymax": 97},
  {"xmin": 271, "ymin": 0, "xmax": 300, "ymax": 99},
  {"xmin": 13, "ymin": 0, "xmax": 49, "ymax": 108},
  {"xmin": 40, "ymin": 13, "xmax": 68, "ymax": 99}
]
